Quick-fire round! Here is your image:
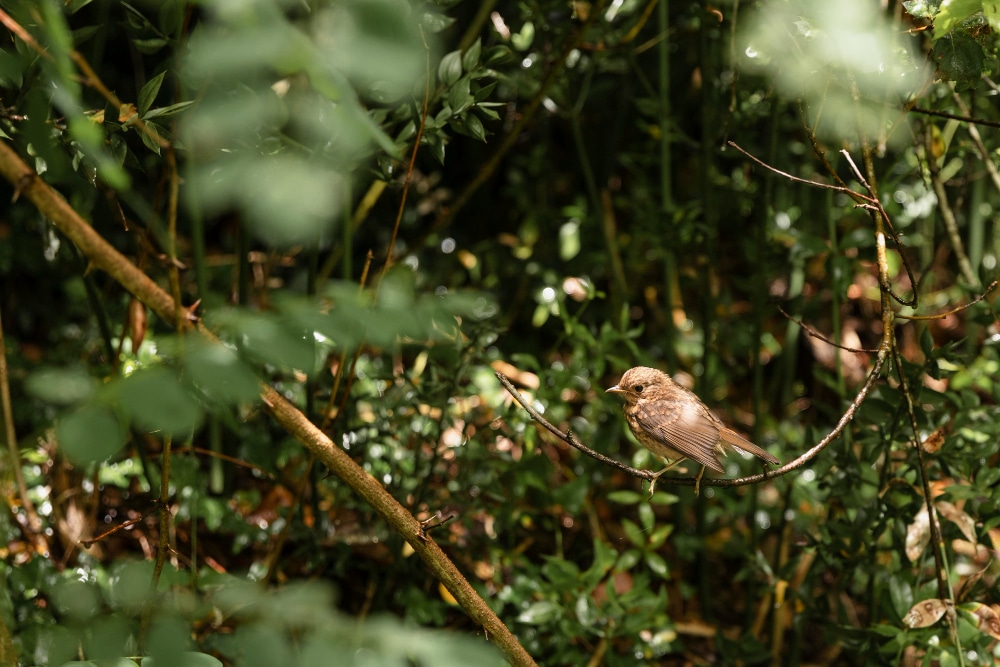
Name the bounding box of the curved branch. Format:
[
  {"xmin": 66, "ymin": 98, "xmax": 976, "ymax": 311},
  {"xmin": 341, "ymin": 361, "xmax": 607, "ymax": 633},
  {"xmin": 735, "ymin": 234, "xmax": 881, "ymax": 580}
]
[{"xmin": 497, "ymin": 349, "xmax": 887, "ymax": 490}]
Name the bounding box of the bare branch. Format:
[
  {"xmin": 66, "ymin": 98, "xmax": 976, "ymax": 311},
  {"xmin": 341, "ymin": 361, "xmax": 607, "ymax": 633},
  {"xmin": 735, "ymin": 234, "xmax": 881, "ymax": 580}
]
[{"xmin": 496, "ymin": 351, "xmax": 887, "ymax": 490}]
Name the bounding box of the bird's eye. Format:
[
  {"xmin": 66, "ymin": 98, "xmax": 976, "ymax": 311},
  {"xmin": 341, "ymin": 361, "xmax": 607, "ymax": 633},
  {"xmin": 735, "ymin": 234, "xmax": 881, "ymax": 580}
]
[{"xmin": 633, "ymin": 384, "xmax": 644, "ymax": 393}]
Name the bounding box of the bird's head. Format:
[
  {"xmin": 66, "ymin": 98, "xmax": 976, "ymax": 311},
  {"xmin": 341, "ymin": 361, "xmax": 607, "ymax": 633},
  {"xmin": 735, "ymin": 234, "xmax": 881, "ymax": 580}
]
[{"xmin": 606, "ymin": 366, "xmax": 670, "ymax": 403}]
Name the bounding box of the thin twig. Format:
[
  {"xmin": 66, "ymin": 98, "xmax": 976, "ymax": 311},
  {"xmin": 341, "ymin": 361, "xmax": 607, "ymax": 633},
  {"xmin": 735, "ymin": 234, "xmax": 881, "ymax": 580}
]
[
  {"xmin": 839, "ymin": 150, "xmax": 918, "ymax": 308},
  {"xmin": 910, "ymin": 106, "xmax": 1000, "ymax": 130},
  {"xmin": 376, "ymin": 26, "xmax": 432, "ymax": 284},
  {"xmin": 777, "ymin": 305, "xmax": 879, "ymax": 354},
  {"xmin": 896, "ymin": 281, "xmax": 998, "ymax": 321},
  {"xmin": 925, "ymin": 150, "xmax": 979, "ymax": 288},
  {"xmin": 79, "ymin": 500, "xmax": 163, "ymax": 548},
  {"xmin": 728, "ymin": 140, "xmax": 872, "ymax": 201}
]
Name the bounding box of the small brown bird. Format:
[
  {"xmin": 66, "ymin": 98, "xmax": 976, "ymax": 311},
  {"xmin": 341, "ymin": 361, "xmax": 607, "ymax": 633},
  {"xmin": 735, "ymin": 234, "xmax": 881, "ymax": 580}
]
[{"xmin": 607, "ymin": 366, "xmax": 780, "ymax": 495}]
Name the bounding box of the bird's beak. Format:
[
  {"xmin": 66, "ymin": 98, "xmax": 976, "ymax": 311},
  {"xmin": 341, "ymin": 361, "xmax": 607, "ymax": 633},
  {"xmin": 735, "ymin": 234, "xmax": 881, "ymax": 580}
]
[{"xmin": 606, "ymin": 384, "xmax": 623, "ymax": 394}]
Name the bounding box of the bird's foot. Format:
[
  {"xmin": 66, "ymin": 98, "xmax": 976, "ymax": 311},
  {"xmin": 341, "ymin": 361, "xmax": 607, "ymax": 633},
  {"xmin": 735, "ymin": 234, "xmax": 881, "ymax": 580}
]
[
  {"xmin": 647, "ymin": 462, "xmax": 679, "ymax": 498},
  {"xmin": 693, "ymin": 465, "xmax": 706, "ymax": 497}
]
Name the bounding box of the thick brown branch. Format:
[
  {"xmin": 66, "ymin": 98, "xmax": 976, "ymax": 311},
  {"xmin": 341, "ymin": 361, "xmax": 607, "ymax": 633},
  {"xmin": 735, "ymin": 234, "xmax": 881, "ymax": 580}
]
[{"xmin": 0, "ymin": 139, "xmax": 536, "ymax": 667}]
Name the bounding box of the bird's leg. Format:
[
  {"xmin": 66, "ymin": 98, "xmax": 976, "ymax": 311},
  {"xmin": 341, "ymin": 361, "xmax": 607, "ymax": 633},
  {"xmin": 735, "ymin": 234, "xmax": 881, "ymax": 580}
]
[
  {"xmin": 693, "ymin": 465, "xmax": 706, "ymax": 497},
  {"xmin": 648, "ymin": 458, "xmax": 684, "ymax": 497}
]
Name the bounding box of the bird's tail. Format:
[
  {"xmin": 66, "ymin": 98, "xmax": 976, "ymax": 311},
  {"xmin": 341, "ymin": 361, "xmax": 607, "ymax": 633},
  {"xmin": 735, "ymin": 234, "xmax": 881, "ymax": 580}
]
[{"xmin": 720, "ymin": 428, "xmax": 781, "ymax": 466}]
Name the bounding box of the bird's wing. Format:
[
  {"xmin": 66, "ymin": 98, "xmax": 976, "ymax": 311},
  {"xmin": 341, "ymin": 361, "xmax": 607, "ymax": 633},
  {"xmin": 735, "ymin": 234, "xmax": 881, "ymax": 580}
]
[
  {"xmin": 633, "ymin": 400, "xmax": 725, "ymax": 472},
  {"xmin": 719, "ymin": 428, "xmax": 781, "ymax": 465}
]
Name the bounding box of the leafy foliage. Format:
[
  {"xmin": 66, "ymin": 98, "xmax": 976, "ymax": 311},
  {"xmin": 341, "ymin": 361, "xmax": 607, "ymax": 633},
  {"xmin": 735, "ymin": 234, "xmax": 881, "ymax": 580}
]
[{"xmin": 2, "ymin": 0, "xmax": 1000, "ymax": 665}]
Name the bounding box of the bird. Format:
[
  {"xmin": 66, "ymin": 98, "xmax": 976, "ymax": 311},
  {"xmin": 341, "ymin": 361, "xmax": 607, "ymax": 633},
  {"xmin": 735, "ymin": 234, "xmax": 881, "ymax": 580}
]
[{"xmin": 606, "ymin": 366, "xmax": 780, "ymax": 495}]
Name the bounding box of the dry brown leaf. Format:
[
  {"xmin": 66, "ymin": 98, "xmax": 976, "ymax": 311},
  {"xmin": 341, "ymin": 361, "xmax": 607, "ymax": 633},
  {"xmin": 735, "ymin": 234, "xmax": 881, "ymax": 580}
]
[
  {"xmin": 936, "ymin": 500, "xmax": 977, "ymax": 543},
  {"xmin": 903, "ymin": 599, "xmax": 949, "ymax": 628},
  {"xmin": 905, "ymin": 503, "xmax": 931, "ymax": 563},
  {"xmin": 920, "ymin": 427, "xmax": 946, "ymax": 453},
  {"xmin": 964, "ymin": 602, "xmax": 1000, "ymax": 640}
]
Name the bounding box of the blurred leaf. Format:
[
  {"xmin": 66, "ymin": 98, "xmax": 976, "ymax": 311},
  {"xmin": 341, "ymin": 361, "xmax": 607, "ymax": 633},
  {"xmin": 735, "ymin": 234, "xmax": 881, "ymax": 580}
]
[
  {"xmin": 25, "ymin": 366, "xmax": 96, "ymax": 405},
  {"xmin": 645, "ymin": 552, "xmax": 669, "ymax": 578},
  {"xmin": 116, "ymin": 367, "xmax": 203, "ymax": 436},
  {"xmin": 317, "ymin": 0, "xmax": 425, "ymax": 98},
  {"xmin": 517, "ymin": 600, "xmax": 560, "ymax": 624},
  {"xmin": 932, "ymin": 0, "xmax": 983, "ymax": 37},
  {"xmin": 189, "ymin": 155, "xmax": 348, "ymax": 246},
  {"xmin": 211, "ymin": 309, "xmax": 316, "ymax": 375},
  {"xmin": 56, "ymin": 404, "xmax": 126, "ymax": 463},
  {"xmin": 143, "ymin": 654, "xmax": 221, "ymax": 667},
  {"xmin": 744, "ymin": 0, "xmax": 929, "ymax": 143},
  {"xmin": 560, "ymin": 220, "xmax": 580, "ymax": 260},
  {"xmin": 183, "ymin": 337, "xmax": 262, "ymax": 405},
  {"xmin": 607, "ymin": 489, "xmax": 643, "ymax": 504}
]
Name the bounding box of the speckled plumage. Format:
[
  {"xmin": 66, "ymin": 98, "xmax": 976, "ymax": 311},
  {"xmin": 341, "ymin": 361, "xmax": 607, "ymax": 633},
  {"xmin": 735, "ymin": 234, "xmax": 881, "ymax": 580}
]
[{"xmin": 607, "ymin": 367, "xmax": 779, "ymax": 485}]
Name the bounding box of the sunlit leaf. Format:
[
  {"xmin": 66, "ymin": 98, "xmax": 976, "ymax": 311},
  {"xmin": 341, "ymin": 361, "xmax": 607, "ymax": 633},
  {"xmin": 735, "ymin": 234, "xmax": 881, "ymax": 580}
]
[
  {"xmin": 932, "ymin": 0, "xmax": 984, "ymax": 37},
  {"xmin": 744, "ymin": 0, "xmax": 929, "ymax": 143}
]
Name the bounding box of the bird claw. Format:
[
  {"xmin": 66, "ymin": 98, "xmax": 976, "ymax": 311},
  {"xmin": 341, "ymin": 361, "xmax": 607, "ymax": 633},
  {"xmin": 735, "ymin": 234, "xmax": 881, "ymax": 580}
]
[{"xmin": 693, "ymin": 465, "xmax": 705, "ymax": 497}]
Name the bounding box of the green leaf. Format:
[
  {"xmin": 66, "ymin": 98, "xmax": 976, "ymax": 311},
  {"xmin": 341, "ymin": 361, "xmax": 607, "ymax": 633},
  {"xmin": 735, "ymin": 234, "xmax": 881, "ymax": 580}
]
[
  {"xmin": 116, "ymin": 367, "xmax": 203, "ymax": 436},
  {"xmin": 473, "ymin": 80, "xmax": 497, "ymax": 103},
  {"xmin": 142, "ymin": 100, "xmax": 194, "ymax": 120},
  {"xmin": 516, "ymin": 600, "xmax": 561, "ymax": 625},
  {"xmin": 512, "ymin": 21, "xmax": 535, "ymax": 51},
  {"xmin": 932, "ymin": 32, "xmax": 985, "ymax": 89},
  {"xmin": 211, "ymin": 309, "xmax": 316, "ymax": 374},
  {"xmin": 932, "ymin": 0, "xmax": 984, "ymax": 37},
  {"xmin": 183, "ymin": 338, "xmax": 262, "ymax": 405},
  {"xmin": 616, "ymin": 548, "xmax": 641, "ymax": 571},
  {"xmin": 621, "ymin": 518, "xmax": 645, "ymax": 548},
  {"xmin": 638, "ymin": 501, "xmax": 655, "ymax": 532},
  {"xmin": 645, "ymin": 552, "xmax": 669, "ymax": 578},
  {"xmin": 189, "ymin": 155, "xmax": 348, "ymax": 246},
  {"xmin": 607, "ymin": 489, "xmax": 643, "ymax": 504},
  {"xmin": 139, "ymin": 121, "xmax": 165, "ymax": 155},
  {"xmin": 484, "ymin": 45, "xmax": 512, "ymax": 66},
  {"xmin": 462, "ymin": 38, "xmax": 481, "ymax": 72},
  {"xmin": 455, "ymin": 113, "xmax": 486, "ymax": 142},
  {"xmin": 67, "ymin": 0, "xmax": 97, "ymax": 12},
  {"xmin": 25, "ymin": 366, "xmax": 97, "ymax": 405},
  {"xmin": 559, "ymin": 220, "xmax": 580, "ymax": 260},
  {"xmin": 138, "ymin": 71, "xmax": 166, "ymax": 116},
  {"xmin": 448, "ymin": 76, "xmax": 473, "ymax": 115},
  {"xmin": 438, "ymin": 49, "xmax": 462, "ymax": 86},
  {"xmin": 421, "ymin": 10, "xmax": 456, "ymax": 33},
  {"xmin": 56, "ymin": 404, "xmax": 126, "ymax": 463}
]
